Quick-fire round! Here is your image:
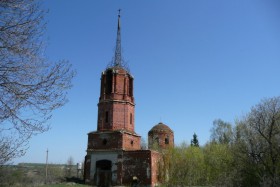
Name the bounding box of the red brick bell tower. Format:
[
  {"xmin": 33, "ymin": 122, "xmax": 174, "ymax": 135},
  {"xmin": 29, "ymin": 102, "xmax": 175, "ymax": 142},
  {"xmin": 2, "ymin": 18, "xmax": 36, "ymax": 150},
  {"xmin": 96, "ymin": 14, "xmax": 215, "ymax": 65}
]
[
  {"xmin": 97, "ymin": 67, "xmax": 135, "ymax": 132},
  {"xmin": 86, "ymin": 12, "xmax": 140, "ymax": 154},
  {"xmin": 85, "ymin": 11, "xmax": 164, "ymax": 187}
]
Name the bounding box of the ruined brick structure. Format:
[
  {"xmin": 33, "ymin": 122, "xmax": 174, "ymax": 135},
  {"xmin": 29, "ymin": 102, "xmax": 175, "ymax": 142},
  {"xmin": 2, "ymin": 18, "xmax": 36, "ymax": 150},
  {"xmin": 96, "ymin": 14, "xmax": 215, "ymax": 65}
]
[
  {"xmin": 148, "ymin": 122, "xmax": 174, "ymax": 150},
  {"xmin": 84, "ymin": 13, "xmax": 174, "ymax": 187}
]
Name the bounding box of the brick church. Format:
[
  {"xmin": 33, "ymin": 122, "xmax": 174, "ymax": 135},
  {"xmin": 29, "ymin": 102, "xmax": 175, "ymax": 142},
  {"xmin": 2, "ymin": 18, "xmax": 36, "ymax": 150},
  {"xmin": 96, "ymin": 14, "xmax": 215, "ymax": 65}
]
[{"xmin": 84, "ymin": 13, "xmax": 174, "ymax": 187}]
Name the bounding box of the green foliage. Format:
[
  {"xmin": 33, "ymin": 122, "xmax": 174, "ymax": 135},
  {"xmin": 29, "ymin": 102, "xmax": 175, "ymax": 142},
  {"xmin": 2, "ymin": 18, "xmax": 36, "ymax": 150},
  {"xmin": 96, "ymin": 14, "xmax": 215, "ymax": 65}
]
[
  {"xmin": 0, "ymin": 163, "xmax": 75, "ymax": 187},
  {"xmin": 150, "ymin": 141, "xmax": 161, "ymax": 152},
  {"xmin": 232, "ymin": 96, "xmax": 280, "ymax": 186},
  {"xmin": 204, "ymin": 143, "xmax": 235, "ymax": 186},
  {"xmin": 42, "ymin": 184, "xmax": 89, "ymax": 187},
  {"xmin": 3, "ymin": 96, "xmax": 280, "ymax": 187},
  {"xmin": 0, "ymin": 166, "xmax": 35, "ymax": 187},
  {"xmin": 65, "ymin": 156, "xmax": 75, "ymax": 177},
  {"xmin": 159, "ymin": 96, "xmax": 280, "ymax": 186},
  {"xmin": 211, "ymin": 119, "xmax": 233, "ymax": 144},
  {"xmin": 160, "ymin": 143, "xmax": 206, "ymax": 186},
  {"xmin": 191, "ymin": 133, "xmax": 199, "ymax": 147}
]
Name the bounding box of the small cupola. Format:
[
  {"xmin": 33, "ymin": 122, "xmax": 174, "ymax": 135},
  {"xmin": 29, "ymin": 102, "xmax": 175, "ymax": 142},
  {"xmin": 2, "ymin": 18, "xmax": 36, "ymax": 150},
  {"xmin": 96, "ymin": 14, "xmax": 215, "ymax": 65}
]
[{"xmin": 148, "ymin": 122, "xmax": 174, "ymax": 150}]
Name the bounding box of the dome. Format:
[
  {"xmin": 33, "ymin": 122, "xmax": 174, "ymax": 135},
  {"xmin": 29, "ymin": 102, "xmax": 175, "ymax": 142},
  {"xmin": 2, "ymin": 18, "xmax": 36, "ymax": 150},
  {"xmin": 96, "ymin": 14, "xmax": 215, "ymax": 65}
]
[
  {"xmin": 148, "ymin": 122, "xmax": 174, "ymax": 150},
  {"xmin": 148, "ymin": 122, "xmax": 173, "ymax": 134}
]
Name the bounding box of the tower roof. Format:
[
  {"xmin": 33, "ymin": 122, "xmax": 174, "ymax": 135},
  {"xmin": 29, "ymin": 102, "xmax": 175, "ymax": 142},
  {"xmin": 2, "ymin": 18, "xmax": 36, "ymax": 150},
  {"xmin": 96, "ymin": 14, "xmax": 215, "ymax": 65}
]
[
  {"xmin": 149, "ymin": 122, "xmax": 173, "ymax": 134},
  {"xmin": 107, "ymin": 10, "xmax": 129, "ymax": 72}
]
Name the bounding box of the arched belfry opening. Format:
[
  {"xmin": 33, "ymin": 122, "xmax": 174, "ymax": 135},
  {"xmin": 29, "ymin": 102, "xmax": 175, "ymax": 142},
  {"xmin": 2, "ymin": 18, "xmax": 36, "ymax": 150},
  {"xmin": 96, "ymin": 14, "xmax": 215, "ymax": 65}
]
[
  {"xmin": 105, "ymin": 69, "xmax": 113, "ymax": 94},
  {"xmin": 96, "ymin": 160, "xmax": 112, "ymax": 187}
]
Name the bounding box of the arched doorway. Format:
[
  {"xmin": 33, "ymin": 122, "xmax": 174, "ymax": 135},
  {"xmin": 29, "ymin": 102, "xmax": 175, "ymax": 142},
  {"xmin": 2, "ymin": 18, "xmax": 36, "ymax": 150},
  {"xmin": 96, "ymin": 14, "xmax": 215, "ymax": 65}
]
[{"xmin": 96, "ymin": 160, "xmax": 112, "ymax": 187}]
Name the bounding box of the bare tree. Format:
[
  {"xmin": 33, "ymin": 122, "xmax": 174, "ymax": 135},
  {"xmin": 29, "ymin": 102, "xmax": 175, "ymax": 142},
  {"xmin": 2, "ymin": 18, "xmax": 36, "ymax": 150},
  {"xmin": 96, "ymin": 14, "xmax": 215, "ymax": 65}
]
[
  {"xmin": 236, "ymin": 96, "xmax": 280, "ymax": 186},
  {"xmin": 0, "ymin": 0, "xmax": 75, "ymax": 164},
  {"xmin": 65, "ymin": 156, "xmax": 74, "ymax": 177},
  {"xmin": 140, "ymin": 137, "xmax": 148, "ymax": 150},
  {"xmin": 210, "ymin": 119, "xmax": 233, "ymax": 144}
]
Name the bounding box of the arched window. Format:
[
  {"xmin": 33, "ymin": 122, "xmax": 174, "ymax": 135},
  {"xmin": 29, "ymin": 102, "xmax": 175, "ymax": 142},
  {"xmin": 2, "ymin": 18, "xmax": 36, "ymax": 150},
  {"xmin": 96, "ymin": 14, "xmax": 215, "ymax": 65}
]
[
  {"xmin": 105, "ymin": 111, "xmax": 109, "ymax": 123},
  {"xmin": 165, "ymin": 136, "xmax": 169, "ymax": 144},
  {"xmin": 103, "ymin": 139, "xmax": 107, "ymax": 145}
]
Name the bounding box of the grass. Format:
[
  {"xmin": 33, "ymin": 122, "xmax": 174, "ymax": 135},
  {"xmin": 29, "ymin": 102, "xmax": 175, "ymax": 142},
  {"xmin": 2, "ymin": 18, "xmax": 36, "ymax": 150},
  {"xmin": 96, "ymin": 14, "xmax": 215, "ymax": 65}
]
[{"xmin": 42, "ymin": 184, "xmax": 90, "ymax": 187}]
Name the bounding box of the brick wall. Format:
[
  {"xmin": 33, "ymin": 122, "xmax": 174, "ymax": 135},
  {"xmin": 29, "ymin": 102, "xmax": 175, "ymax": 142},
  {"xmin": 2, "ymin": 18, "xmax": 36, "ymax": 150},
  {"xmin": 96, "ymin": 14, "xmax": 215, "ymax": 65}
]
[
  {"xmin": 88, "ymin": 131, "xmax": 122, "ymax": 150},
  {"xmin": 151, "ymin": 151, "xmax": 162, "ymax": 187},
  {"xmin": 122, "ymin": 132, "xmax": 141, "ymax": 150},
  {"xmin": 84, "ymin": 155, "xmax": 91, "ymax": 183},
  {"xmin": 99, "ymin": 68, "xmax": 134, "ymax": 102},
  {"xmin": 121, "ymin": 150, "xmax": 162, "ymax": 187},
  {"xmin": 85, "ymin": 65, "xmax": 165, "ymax": 186},
  {"xmin": 148, "ymin": 131, "xmax": 174, "ymax": 149},
  {"xmin": 97, "ymin": 67, "xmax": 135, "ymax": 132},
  {"xmin": 87, "ymin": 131, "xmax": 140, "ymax": 150}
]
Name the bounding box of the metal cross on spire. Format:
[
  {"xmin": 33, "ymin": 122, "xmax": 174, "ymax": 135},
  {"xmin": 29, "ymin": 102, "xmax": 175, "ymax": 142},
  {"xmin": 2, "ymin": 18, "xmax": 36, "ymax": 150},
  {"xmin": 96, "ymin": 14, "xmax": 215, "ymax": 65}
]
[{"xmin": 118, "ymin": 9, "xmax": 121, "ymax": 16}]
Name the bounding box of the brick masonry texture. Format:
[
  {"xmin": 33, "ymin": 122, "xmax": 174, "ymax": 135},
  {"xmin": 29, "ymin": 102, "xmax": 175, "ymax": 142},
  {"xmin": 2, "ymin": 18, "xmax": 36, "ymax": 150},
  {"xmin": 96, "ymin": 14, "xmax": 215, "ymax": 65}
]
[
  {"xmin": 84, "ymin": 67, "xmax": 173, "ymax": 187},
  {"xmin": 87, "ymin": 131, "xmax": 141, "ymax": 150}
]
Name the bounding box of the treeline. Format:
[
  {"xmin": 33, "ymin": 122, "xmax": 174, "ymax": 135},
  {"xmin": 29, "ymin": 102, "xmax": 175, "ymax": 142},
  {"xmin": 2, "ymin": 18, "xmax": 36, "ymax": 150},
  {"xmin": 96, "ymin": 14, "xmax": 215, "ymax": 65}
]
[{"xmin": 158, "ymin": 96, "xmax": 280, "ymax": 187}]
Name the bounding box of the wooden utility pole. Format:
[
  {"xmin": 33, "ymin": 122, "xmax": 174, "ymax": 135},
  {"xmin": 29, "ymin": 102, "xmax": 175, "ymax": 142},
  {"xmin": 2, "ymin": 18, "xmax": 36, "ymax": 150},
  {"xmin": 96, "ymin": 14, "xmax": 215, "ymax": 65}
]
[{"xmin": 45, "ymin": 149, "xmax": 48, "ymax": 184}]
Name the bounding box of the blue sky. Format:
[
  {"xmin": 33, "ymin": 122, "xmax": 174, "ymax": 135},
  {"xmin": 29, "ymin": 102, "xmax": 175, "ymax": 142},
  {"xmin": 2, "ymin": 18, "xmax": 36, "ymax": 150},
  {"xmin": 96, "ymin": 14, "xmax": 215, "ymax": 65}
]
[{"xmin": 15, "ymin": 0, "xmax": 280, "ymax": 164}]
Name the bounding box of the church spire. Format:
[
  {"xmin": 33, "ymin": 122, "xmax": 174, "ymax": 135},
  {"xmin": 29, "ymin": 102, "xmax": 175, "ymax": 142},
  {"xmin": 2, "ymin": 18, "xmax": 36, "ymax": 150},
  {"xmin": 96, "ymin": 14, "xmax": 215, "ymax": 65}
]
[
  {"xmin": 107, "ymin": 9, "xmax": 129, "ymax": 71},
  {"xmin": 113, "ymin": 9, "xmax": 122, "ymax": 67}
]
